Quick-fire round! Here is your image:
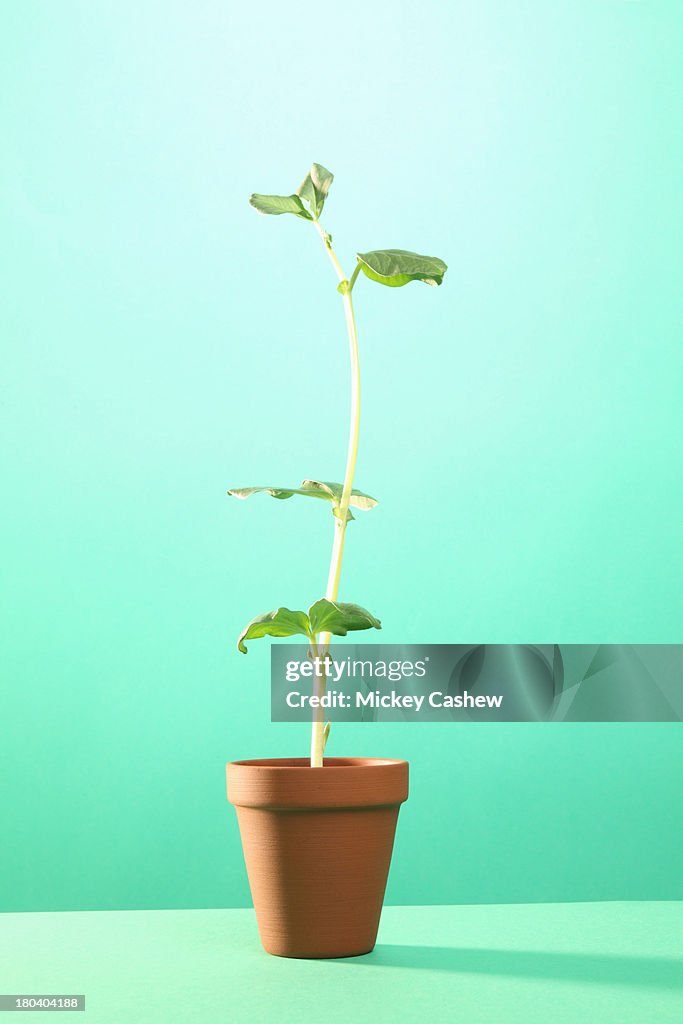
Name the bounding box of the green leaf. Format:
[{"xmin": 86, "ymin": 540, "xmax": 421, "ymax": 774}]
[
  {"xmin": 308, "ymin": 599, "xmax": 382, "ymax": 638},
  {"xmin": 228, "ymin": 479, "xmax": 378, "ymax": 521},
  {"xmin": 249, "ymin": 193, "xmax": 313, "ymax": 220},
  {"xmin": 297, "ymin": 163, "xmax": 334, "ymax": 219},
  {"xmin": 237, "ymin": 607, "xmax": 311, "ymax": 653},
  {"xmin": 301, "ymin": 480, "xmax": 378, "ymax": 512},
  {"xmin": 228, "ymin": 485, "xmax": 321, "ymax": 502},
  {"xmin": 237, "ymin": 599, "xmax": 382, "ymax": 651},
  {"xmin": 356, "ymin": 249, "xmax": 447, "ymax": 287}
]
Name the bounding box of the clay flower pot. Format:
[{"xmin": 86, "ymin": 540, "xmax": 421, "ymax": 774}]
[{"xmin": 226, "ymin": 757, "xmax": 409, "ymax": 958}]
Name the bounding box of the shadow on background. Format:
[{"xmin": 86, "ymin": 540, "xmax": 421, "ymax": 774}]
[{"xmin": 343, "ymin": 946, "xmax": 682, "ymax": 989}]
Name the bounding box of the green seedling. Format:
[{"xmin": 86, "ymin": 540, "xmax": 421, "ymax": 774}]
[{"xmin": 230, "ymin": 163, "xmax": 447, "ymax": 767}]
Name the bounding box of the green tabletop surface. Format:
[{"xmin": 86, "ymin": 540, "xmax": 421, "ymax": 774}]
[{"xmin": 1, "ymin": 902, "xmax": 680, "ymax": 1023}]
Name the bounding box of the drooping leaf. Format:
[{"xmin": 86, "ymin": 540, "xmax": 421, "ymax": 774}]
[
  {"xmin": 228, "ymin": 479, "xmax": 378, "ymax": 521},
  {"xmin": 237, "ymin": 607, "xmax": 311, "ymax": 653},
  {"xmin": 297, "ymin": 163, "xmax": 334, "ymax": 219},
  {"xmin": 249, "ymin": 193, "xmax": 313, "ymax": 220},
  {"xmin": 228, "ymin": 485, "xmax": 323, "ymax": 502},
  {"xmin": 308, "ymin": 599, "xmax": 382, "ymax": 638},
  {"xmin": 307, "ymin": 481, "xmax": 378, "ymax": 511},
  {"xmin": 356, "ymin": 249, "xmax": 447, "ymax": 287}
]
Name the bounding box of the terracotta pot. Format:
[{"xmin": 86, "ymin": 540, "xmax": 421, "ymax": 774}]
[{"xmin": 226, "ymin": 757, "xmax": 409, "ymax": 958}]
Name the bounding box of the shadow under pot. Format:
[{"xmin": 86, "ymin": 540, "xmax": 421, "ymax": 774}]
[{"xmin": 226, "ymin": 757, "xmax": 409, "ymax": 959}]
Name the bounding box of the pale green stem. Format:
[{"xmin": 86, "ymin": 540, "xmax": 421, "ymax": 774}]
[
  {"xmin": 348, "ymin": 263, "xmax": 361, "ymax": 291},
  {"xmin": 308, "ymin": 639, "xmax": 327, "ymax": 764},
  {"xmin": 310, "ymin": 220, "xmax": 362, "ymax": 767}
]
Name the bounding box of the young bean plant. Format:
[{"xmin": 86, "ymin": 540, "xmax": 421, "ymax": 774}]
[{"xmin": 230, "ymin": 163, "xmax": 447, "ymax": 767}]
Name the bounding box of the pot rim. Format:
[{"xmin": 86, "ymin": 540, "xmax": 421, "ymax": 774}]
[
  {"xmin": 228, "ymin": 757, "xmax": 407, "ymax": 770},
  {"xmin": 227, "ymin": 757, "xmax": 409, "ymax": 810}
]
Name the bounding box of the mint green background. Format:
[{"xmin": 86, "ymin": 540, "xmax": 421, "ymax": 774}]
[{"xmin": 1, "ymin": 2, "xmax": 681, "ymax": 912}]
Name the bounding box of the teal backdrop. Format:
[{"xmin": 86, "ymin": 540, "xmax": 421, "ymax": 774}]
[{"xmin": 2, "ymin": 2, "xmax": 682, "ymax": 912}]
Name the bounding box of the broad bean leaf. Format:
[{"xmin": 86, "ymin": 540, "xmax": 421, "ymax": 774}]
[
  {"xmin": 297, "ymin": 163, "xmax": 334, "ymax": 219},
  {"xmin": 308, "ymin": 599, "xmax": 382, "ymax": 637},
  {"xmin": 237, "ymin": 599, "xmax": 382, "ymax": 652},
  {"xmin": 356, "ymin": 249, "xmax": 447, "ymax": 287},
  {"xmin": 249, "ymin": 193, "xmax": 313, "ymax": 220},
  {"xmin": 228, "ymin": 479, "xmax": 378, "ymax": 521},
  {"xmin": 310, "ymin": 480, "xmax": 377, "ymax": 511},
  {"xmin": 237, "ymin": 607, "xmax": 311, "ymax": 653}
]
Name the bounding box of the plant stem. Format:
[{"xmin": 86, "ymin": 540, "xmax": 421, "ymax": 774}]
[
  {"xmin": 313, "ymin": 220, "xmax": 346, "ymax": 283},
  {"xmin": 348, "ymin": 263, "xmax": 361, "ymax": 292},
  {"xmin": 308, "ymin": 640, "xmax": 326, "ymax": 764},
  {"xmin": 310, "ymin": 221, "xmax": 362, "ymax": 767}
]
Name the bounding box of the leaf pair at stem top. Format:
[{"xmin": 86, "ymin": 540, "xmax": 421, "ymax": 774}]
[
  {"xmin": 250, "ymin": 162, "xmax": 447, "ymax": 288},
  {"xmin": 249, "ymin": 162, "xmax": 332, "ymax": 222}
]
